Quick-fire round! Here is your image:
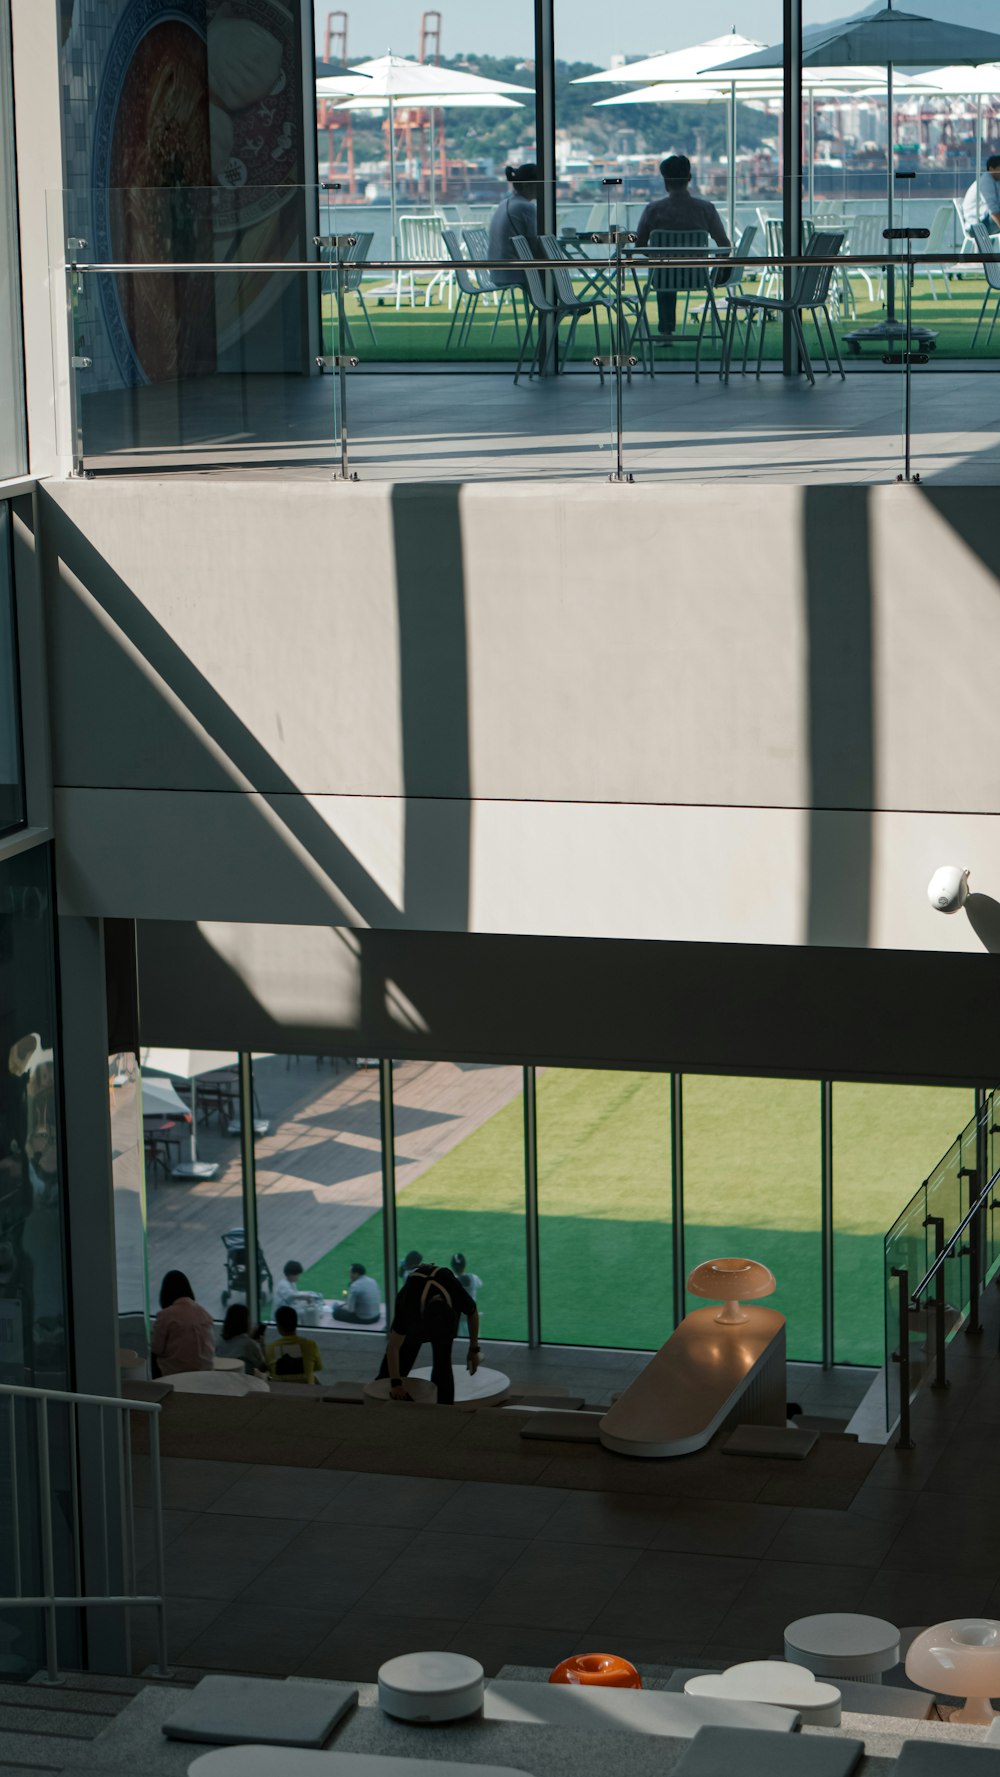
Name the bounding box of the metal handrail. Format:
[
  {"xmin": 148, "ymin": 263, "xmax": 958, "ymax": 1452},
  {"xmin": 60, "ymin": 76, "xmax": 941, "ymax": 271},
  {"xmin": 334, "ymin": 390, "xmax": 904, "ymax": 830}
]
[
  {"xmin": 0, "ymin": 1380, "xmax": 168, "ymax": 1683},
  {"xmin": 910, "ymin": 1158, "xmax": 1000, "ymax": 1304},
  {"xmin": 64, "ymin": 252, "xmax": 1000, "ymax": 274}
]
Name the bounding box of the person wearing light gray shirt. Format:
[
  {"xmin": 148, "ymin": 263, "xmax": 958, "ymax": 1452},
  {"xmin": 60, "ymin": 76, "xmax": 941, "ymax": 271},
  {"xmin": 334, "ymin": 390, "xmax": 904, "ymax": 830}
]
[
  {"xmin": 487, "ymin": 163, "xmax": 540, "ymax": 287},
  {"xmin": 332, "ymin": 1262, "xmax": 381, "ymax": 1324},
  {"xmin": 963, "ymin": 157, "xmax": 1000, "ymax": 235}
]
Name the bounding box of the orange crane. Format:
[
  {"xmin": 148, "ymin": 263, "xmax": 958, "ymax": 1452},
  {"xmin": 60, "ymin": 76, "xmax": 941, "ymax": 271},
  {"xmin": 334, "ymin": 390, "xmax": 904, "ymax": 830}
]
[{"xmin": 322, "ymin": 10, "xmax": 357, "ymax": 198}]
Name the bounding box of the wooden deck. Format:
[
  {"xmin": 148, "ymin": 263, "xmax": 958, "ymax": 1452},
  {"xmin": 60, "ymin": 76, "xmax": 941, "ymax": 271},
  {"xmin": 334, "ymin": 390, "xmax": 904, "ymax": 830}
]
[{"xmin": 142, "ymin": 1056, "xmax": 521, "ymax": 1315}]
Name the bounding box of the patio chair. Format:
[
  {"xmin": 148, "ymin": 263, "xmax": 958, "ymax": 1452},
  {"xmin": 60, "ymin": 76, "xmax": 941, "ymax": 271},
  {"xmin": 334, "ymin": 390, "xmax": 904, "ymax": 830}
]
[
  {"xmin": 970, "ymin": 223, "xmax": 1000, "ymax": 350},
  {"xmin": 539, "ymin": 234, "xmax": 654, "ymax": 376},
  {"xmin": 463, "ymin": 226, "xmax": 524, "ymax": 342},
  {"xmin": 335, "ymin": 232, "xmax": 377, "ymax": 351},
  {"xmin": 923, "ymin": 203, "xmax": 960, "ymax": 299},
  {"xmin": 442, "ymin": 229, "xmax": 489, "ymax": 351},
  {"xmin": 370, "ymin": 215, "xmax": 453, "ymax": 311},
  {"xmin": 842, "ymin": 214, "xmax": 885, "ymax": 307},
  {"xmin": 691, "ymin": 225, "xmax": 758, "ymax": 383},
  {"xmin": 635, "ymin": 228, "xmax": 712, "ymax": 347},
  {"xmin": 721, "ymin": 231, "xmax": 846, "ymax": 386},
  {"xmin": 510, "ymin": 236, "xmax": 606, "ymax": 384}
]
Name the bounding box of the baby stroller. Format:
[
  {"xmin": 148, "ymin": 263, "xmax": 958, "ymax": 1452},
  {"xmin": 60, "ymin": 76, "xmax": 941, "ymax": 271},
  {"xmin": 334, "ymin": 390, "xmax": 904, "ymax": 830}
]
[{"xmin": 221, "ymin": 1227, "xmax": 273, "ymax": 1310}]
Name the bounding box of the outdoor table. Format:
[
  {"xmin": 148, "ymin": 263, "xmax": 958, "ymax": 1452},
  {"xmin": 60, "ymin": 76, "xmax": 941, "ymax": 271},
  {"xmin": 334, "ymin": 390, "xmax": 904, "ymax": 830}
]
[{"xmin": 143, "ymin": 1120, "xmax": 182, "ymax": 1177}]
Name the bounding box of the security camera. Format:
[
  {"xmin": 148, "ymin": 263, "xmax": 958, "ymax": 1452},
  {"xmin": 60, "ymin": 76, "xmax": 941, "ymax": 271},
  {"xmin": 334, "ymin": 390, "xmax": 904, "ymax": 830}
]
[{"xmin": 927, "ymin": 865, "xmax": 970, "ymax": 915}]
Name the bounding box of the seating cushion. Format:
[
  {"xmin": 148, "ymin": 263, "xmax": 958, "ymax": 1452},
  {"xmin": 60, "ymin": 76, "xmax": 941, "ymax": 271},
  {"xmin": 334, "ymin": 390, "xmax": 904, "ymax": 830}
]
[
  {"xmin": 162, "ymin": 1676, "xmax": 358, "ymax": 1747},
  {"xmin": 895, "ymin": 1746, "xmax": 1000, "ymax": 1773},
  {"xmin": 673, "ymin": 1726, "xmax": 865, "ymax": 1777}
]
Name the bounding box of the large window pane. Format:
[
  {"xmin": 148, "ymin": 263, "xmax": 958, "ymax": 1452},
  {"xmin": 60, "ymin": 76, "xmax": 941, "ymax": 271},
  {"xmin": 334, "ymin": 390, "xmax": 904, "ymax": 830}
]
[
  {"xmin": 833, "ymin": 1081, "xmax": 974, "ymax": 1366},
  {"xmin": 393, "ymin": 1060, "xmax": 526, "ymax": 1343},
  {"xmin": 0, "ymin": 505, "xmax": 23, "ymax": 836},
  {"xmin": 683, "ymin": 1075, "xmax": 821, "ymax": 1361},
  {"xmin": 537, "ymin": 1068, "xmax": 672, "ymax": 1348},
  {"xmin": 142, "ymin": 1049, "xmax": 241, "ymax": 1327},
  {"xmin": 0, "ymin": 4, "xmax": 25, "ymax": 478},
  {"xmin": 254, "ymin": 1055, "xmax": 385, "ymax": 1330}
]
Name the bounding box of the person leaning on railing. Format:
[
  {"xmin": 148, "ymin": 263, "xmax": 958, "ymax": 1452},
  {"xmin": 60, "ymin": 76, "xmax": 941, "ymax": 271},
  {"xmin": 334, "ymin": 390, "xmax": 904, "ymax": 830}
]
[{"xmin": 635, "ymin": 154, "xmax": 732, "ymax": 342}]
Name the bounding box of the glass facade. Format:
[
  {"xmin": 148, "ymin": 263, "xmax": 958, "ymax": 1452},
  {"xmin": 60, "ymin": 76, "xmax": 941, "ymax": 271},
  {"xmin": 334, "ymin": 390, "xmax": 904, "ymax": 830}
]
[
  {"xmin": 537, "ymin": 1069, "xmax": 671, "ymax": 1348},
  {"xmin": 0, "ymin": 504, "xmax": 23, "ymax": 837},
  {"xmin": 129, "ymin": 1054, "xmax": 976, "ymax": 1370},
  {"xmin": 0, "ymin": 3, "xmax": 25, "ymax": 479}
]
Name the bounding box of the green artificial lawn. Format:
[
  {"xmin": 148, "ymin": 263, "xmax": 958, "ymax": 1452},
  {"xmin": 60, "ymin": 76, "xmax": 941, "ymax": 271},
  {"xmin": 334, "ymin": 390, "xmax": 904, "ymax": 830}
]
[
  {"xmin": 323, "ymin": 273, "xmax": 1000, "ymax": 367},
  {"xmin": 299, "ymin": 1072, "xmax": 974, "ymax": 1367}
]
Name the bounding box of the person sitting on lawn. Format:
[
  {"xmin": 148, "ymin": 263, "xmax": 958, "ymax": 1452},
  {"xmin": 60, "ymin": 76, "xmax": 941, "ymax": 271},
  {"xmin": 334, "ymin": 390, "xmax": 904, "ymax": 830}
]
[
  {"xmin": 272, "ymin": 1258, "xmax": 323, "ymax": 1318},
  {"xmin": 332, "ymin": 1262, "xmax": 382, "ymax": 1324},
  {"xmin": 266, "ymin": 1305, "xmax": 323, "ymax": 1384}
]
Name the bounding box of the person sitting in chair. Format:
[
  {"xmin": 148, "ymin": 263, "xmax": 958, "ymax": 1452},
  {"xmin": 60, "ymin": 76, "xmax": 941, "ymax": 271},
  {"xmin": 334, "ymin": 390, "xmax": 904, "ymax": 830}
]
[
  {"xmin": 266, "ymin": 1305, "xmax": 323, "ymax": 1384},
  {"xmin": 963, "ymin": 155, "xmax": 1000, "ymax": 238},
  {"xmin": 635, "ymin": 154, "xmax": 731, "ymax": 342}
]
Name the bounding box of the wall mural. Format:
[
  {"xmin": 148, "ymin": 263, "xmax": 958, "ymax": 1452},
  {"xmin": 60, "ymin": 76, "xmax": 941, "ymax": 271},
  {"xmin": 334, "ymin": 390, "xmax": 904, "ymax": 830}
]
[{"xmin": 62, "ymin": 0, "xmax": 309, "ymax": 388}]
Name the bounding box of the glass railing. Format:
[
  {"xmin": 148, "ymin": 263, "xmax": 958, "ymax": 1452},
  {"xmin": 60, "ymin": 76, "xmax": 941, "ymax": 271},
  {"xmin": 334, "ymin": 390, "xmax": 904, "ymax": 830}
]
[
  {"xmin": 884, "ymin": 1090, "xmax": 999, "ymax": 1439},
  {"xmin": 47, "ymin": 188, "xmax": 1000, "ymax": 483}
]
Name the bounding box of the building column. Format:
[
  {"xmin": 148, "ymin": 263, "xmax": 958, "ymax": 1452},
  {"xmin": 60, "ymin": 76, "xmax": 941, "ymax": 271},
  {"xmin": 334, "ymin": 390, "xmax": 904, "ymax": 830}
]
[
  {"xmin": 57, "ymin": 913, "xmax": 129, "ymax": 1673},
  {"xmin": 782, "ymin": 0, "xmax": 803, "ymax": 377}
]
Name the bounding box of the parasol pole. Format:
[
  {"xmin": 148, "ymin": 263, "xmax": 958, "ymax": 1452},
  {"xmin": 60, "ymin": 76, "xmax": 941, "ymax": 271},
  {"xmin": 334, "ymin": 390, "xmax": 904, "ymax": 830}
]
[
  {"xmin": 886, "ymin": 52, "xmax": 896, "ymax": 320},
  {"xmin": 389, "ymin": 93, "xmax": 399, "ymax": 256},
  {"xmin": 429, "ymin": 106, "xmax": 437, "ymax": 211},
  {"xmin": 728, "ymin": 81, "xmax": 737, "ymax": 244},
  {"xmin": 809, "ymin": 88, "xmax": 815, "ymax": 220},
  {"xmin": 977, "ymin": 91, "xmax": 983, "ymax": 220}
]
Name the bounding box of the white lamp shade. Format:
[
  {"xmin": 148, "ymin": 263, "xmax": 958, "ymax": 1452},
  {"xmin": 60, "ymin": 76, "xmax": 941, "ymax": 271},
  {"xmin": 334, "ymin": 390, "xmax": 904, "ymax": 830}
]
[
  {"xmin": 687, "ymin": 1257, "xmax": 776, "ymax": 1324},
  {"xmin": 906, "ymin": 1620, "xmax": 1000, "ymax": 1723}
]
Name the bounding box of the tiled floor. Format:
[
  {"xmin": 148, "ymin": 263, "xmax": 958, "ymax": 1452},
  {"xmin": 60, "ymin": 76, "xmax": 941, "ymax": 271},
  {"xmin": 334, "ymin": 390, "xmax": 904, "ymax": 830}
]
[
  {"xmin": 124, "ymin": 1292, "xmax": 1000, "ymax": 1683},
  {"xmin": 80, "ymin": 365, "xmax": 1000, "ymax": 485}
]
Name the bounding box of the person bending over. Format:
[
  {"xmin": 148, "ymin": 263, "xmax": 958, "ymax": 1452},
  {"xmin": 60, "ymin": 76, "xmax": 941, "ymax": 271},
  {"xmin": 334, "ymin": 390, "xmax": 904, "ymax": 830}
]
[
  {"xmin": 635, "ymin": 154, "xmax": 730, "ymax": 341},
  {"xmin": 377, "ymin": 1262, "xmax": 479, "ymax": 1405},
  {"xmin": 332, "ymin": 1261, "xmax": 382, "ymax": 1324}
]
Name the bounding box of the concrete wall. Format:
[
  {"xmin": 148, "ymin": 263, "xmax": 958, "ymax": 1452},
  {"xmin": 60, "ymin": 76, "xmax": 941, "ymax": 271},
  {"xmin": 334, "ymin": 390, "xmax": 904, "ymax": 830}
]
[{"xmin": 38, "ymin": 477, "xmax": 1000, "ymax": 962}]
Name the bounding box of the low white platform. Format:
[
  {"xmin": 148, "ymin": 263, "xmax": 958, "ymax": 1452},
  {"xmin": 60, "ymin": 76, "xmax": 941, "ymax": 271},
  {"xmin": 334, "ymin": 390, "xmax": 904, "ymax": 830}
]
[
  {"xmin": 599, "ymin": 1305, "xmax": 787, "ymax": 1458},
  {"xmin": 189, "ymin": 1753, "xmax": 532, "ymax": 1777},
  {"xmin": 483, "ymin": 1677, "xmax": 799, "ymax": 1738},
  {"xmin": 410, "ymin": 1365, "xmax": 510, "ymax": 1407}
]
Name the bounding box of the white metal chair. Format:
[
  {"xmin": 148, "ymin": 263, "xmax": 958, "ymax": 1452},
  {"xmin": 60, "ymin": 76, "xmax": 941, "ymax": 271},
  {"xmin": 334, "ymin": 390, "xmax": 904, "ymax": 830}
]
[
  {"xmin": 970, "ymin": 222, "xmax": 1000, "ymax": 349},
  {"xmin": 842, "ymin": 214, "xmax": 885, "ymax": 306},
  {"xmin": 370, "ymin": 215, "xmax": 453, "ymax": 311},
  {"xmin": 923, "ymin": 203, "xmax": 959, "ymax": 299}
]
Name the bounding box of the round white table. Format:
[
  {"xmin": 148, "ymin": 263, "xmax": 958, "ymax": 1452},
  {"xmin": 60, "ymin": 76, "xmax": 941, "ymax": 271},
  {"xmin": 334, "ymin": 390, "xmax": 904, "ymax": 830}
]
[
  {"xmin": 410, "ymin": 1364, "xmax": 510, "ymax": 1407},
  {"xmin": 785, "ymin": 1613, "xmax": 900, "ymax": 1683}
]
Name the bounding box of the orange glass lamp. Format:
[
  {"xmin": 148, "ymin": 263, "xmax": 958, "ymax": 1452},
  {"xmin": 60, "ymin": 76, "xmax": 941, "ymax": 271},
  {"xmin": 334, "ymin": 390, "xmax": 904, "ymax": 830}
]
[
  {"xmin": 906, "ymin": 1620, "xmax": 1000, "ymax": 1723},
  {"xmin": 549, "ymin": 1654, "xmax": 642, "ymax": 1689},
  {"xmin": 687, "ymin": 1257, "xmax": 776, "ymax": 1326}
]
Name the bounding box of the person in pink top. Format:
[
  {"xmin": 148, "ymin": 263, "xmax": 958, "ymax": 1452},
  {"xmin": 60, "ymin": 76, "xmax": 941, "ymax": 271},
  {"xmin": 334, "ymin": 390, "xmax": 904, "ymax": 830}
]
[{"xmin": 151, "ymin": 1270, "xmax": 215, "ymax": 1376}]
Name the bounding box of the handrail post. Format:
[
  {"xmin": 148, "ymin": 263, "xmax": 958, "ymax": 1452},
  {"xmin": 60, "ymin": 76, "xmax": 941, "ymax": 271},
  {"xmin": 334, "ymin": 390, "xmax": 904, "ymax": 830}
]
[
  {"xmin": 35, "ymin": 1399, "xmax": 61, "ymax": 1684},
  {"xmin": 959, "ymin": 1161, "xmax": 982, "ymax": 1335},
  {"xmin": 892, "ymin": 1266, "xmax": 913, "ymax": 1450},
  {"xmin": 148, "ymin": 1412, "xmax": 170, "ymax": 1677},
  {"xmin": 924, "ymin": 1215, "xmax": 948, "ymax": 1391}
]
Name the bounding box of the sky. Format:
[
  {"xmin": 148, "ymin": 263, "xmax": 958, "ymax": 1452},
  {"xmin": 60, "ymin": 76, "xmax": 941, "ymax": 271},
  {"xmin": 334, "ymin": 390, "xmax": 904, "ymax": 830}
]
[{"xmin": 315, "ymin": 1, "xmax": 994, "ymax": 68}]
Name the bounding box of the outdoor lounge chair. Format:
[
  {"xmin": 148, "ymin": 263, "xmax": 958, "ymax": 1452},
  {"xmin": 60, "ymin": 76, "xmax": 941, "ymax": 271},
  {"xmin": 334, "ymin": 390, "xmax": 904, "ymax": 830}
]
[
  {"xmin": 462, "ymin": 226, "xmax": 524, "ymax": 343},
  {"xmin": 970, "ymin": 222, "xmax": 1000, "ymax": 350}
]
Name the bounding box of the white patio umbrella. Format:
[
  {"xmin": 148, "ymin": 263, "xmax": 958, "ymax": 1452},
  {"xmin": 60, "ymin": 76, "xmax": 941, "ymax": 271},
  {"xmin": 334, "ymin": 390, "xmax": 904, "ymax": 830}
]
[
  {"xmin": 918, "ymin": 64, "xmax": 1000, "ymax": 214},
  {"xmin": 592, "ymin": 67, "xmax": 932, "ymax": 237},
  {"xmin": 320, "ymin": 54, "xmax": 534, "ymax": 249},
  {"xmin": 714, "ymin": 3, "xmax": 1000, "ymax": 339},
  {"xmin": 140, "ymin": 1048, "xmax": 240, "ymax": 1179}
]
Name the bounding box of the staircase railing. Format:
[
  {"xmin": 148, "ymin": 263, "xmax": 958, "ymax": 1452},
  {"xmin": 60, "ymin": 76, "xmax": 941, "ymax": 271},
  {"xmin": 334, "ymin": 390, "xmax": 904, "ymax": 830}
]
[
  {"xmin": 885, "ymin": 1088, "xmax": 1000, "ymax": 1445},
  {"xmin": 0, "ymin": 1380, "xmax": 168, "ymax": 1683}
]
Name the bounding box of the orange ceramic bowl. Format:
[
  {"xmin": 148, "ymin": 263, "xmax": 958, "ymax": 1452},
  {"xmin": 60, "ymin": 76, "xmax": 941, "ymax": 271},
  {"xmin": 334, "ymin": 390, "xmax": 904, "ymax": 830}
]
[{"xmin": 548, "ymin": 1653, "xmax": 642, "ymax": 1688}]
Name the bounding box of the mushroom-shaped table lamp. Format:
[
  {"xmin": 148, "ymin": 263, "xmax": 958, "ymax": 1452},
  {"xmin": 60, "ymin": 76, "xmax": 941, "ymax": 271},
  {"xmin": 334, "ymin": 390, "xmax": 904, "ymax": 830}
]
[
  {"xmin": 687, "ymin": 1257, "xmax": 776, "ymax": 1326},
  {"xmin": 905, "ymin": 1620, "xmax": 1000, "ymax": 1724}
]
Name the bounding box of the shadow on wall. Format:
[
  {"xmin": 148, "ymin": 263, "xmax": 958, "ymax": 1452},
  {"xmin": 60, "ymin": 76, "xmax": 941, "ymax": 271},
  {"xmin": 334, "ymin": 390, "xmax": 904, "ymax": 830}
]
[
  {"xmin": 42, "ymin": 482, "xmax": 473, "ymax": 1029},
  {"xmin": 804, "ymin": 486, "xmax": 873, "ymax": 950},
  {"xmin": 965, "ymin": 893, "xmax": 1000, "ymax": 953}
]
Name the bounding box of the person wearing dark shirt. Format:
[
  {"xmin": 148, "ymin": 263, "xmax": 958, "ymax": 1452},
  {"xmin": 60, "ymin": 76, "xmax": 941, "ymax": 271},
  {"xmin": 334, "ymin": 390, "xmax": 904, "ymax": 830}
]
[
  {"xmin": 487, "ymin": 163, "xmax": 541, "ymax": 288},
  {"xmin": 635, "ymin": 154, "xmax": 731, "ymax": 341},
  {"xmin": 377, "ymin": 1263, "xmax": 480, "ymax": 1405}
]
